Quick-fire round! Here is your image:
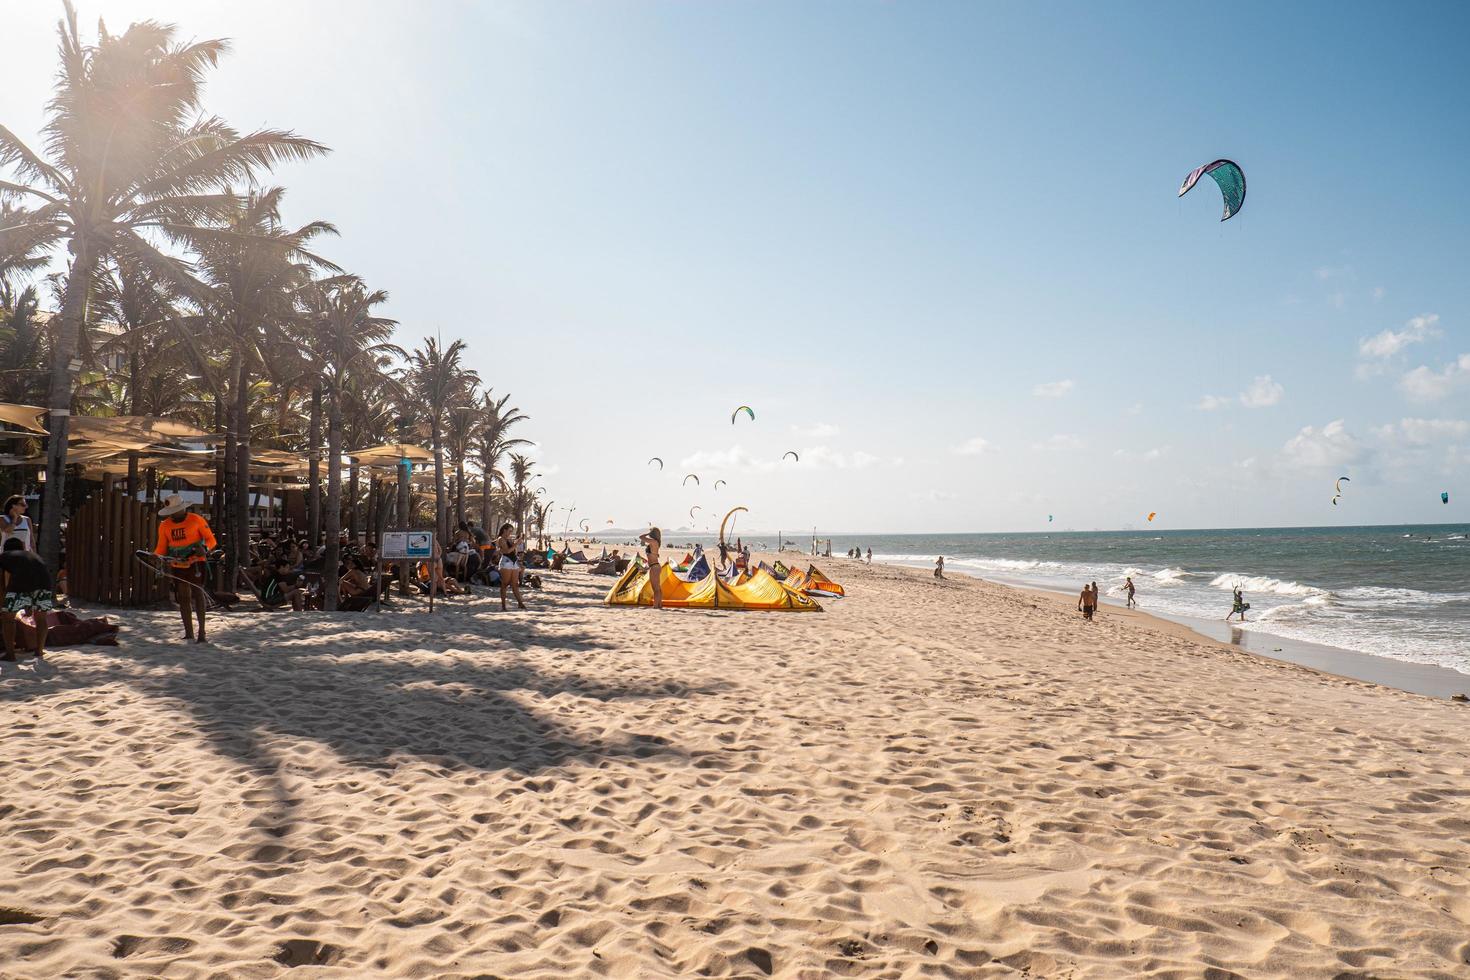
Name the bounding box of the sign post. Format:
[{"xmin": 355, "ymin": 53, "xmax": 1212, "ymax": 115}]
[{"xmin": 378, "ymin": 529, "xmax": 435, "ymax": 612}]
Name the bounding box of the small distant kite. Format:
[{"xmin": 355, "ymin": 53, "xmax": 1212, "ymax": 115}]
[
  {"xmin": 647, "ymin": 457, "xmax": 664, "ymax": 470},
  {"xmin": 731, "ymin": 405, "xmax": 755, "ymax": 425},
  {"xmin": 714, "ymin": 479, "xmax": 726, "ymax": 491},
  {"xmin": 1048, "ymin": 515, "xmax": 1054, "ymax": 523},
  {"xmin": 783, "ymin": 450, "xmax": 799, "ymax": 462},
  {"xmin": 606, "ymin": 519, "xmax": 615, "ymax": 524},
  {"xmin": 683, "ymin": 473, "xmax": 700, "ymax": 486},
  {"xmin": 689, "ymin": 505, "xmax": 702, "ymax": 520},
  {"xmin": 1147, "ymin": 512, "xmax": 1158, "ymax": 523},
  {"xmin": 1442, "ymin": 491, "xmax": 1450, "ymax": 505},
  {"xmin": 1332, "ymin": 475, "xmax": 1350, "ymax": 506},
  {"xmin": 579, "ymin": 518, "xmax": 591, "ymax": 532},
  {"xmin": 1178, "ymin": 159, "xmax": 1246, "ymax": 221},
  {"xmin": 534, "ymin": 487, "xmax": 546, "ymax": 495}
]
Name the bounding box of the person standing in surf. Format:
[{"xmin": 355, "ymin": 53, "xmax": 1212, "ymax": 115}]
[
  {"xmin": 1124, "ymin": 576, "xmax": 1137, "ymax": 609},
  {"xmin": 1226, "ymin": 586, "xmax": 1250, "ymax": 623}
]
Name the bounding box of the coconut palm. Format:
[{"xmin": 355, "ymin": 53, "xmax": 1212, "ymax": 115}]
[
  {"xmin": 405, "ymin": 337, "xmax": 478, "ymax": 545},
  {"xmin": 298, "ymin": 278, "xmax": 399, "ymax": 608},
  {"xmin": 190, "ymin": 187, "xmax": 336, "ymax": 575},
  {"xmin": 0, "ymin": 4, "xmax": 327, "ymax": 568},
  {"xmin": 473, "ymin": 391, "xmax": 530, "ymax": 532},
  {"xmin": 507, "ymin": 452, "xmax": 535, "ymax": 535},
  {"xmin": 0, "ymin": 285, "xmax": 47, "ymax": 405}
]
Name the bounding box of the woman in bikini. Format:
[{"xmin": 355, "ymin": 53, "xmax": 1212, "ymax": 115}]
[
  {"xmin": 639, "ymin": 527, "xmax": 663, "ymax": 608},
  {"xmin": 494, "ymin": 523, "xmax": 526, "ymax": 611}
]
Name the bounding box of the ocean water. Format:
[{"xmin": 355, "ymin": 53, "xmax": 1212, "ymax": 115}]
[{"xmin": 758, "ymin": 526, "xmax": 1470, "ymax": 675}]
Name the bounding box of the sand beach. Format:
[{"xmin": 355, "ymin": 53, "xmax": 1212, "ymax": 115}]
[{"xmin": 3, "ymin": 558, "xmax": 1468, "ymax": 978}]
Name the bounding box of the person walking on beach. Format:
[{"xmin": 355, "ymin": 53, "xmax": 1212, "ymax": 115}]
[
  {"xmin": 639, "ymin": 527, "xmax": 663, "ymax": 609},
  {"xmin": 934, "ymin": 556, "xmax": 945, "ymax": 579},
  {"xmin": 1091, "ymin": 581, "xmax": 1101, "ymax": 617},
  {"xmin": 866, "ymin": 547, "xmax": 872, "ymax": 564},
  {"xmin": 1078, "ymin": 583, "xmax": 1096, "ymax": 621},
  {"xmin": 154, "ymin": 495, "xmax": 215, "ymax": 643},
  {"xmin": 1, "ymin": 537, "xmax": 52, "ymax": 660},
  {"xmin": 494, "ymin": 523, "xmax": 526, "ymax": 611},
  {"xmin": 1, "ymin": 495, "xmax": 35, "ymax": 552},
  {"xmin": 1124, "ymin": 576, "xmax": 1137, "ymax": 609},
  {"xmin": 1226, "ymin": 586, "xmax": 1250, "ymax": 623}
]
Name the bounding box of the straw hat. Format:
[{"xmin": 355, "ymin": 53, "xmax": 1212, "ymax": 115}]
[{"xmin": 158, "ymin": 493, "xmax": 192, "ymax": 517}]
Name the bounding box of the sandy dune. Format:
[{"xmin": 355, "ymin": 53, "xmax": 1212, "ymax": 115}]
[{"xmin": 2, "ymin": 557, "xmax": 1468, "ymax": 978}]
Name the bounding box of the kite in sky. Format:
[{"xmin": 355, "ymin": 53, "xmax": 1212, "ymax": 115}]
[
  {"xmin": 683, "ymin": 473, "xmax": 700, "ymax": 486},
  {"xmin": 1178, "ymin": 159, "xmax": 1246, "ymax": 221},
  {"xmin": 731, "ymin": 405, "xmax": 755, "ymax": 424},
  {"xmin": 1147, "ymin": 512, "xmax": 1158, "ymax": 523},
  {"xmin": 648, "ymin": 457, "xmax": 663, "ymax": 470},
  {"xmin": 783, "ymin": 451, "xmax": 799, "ymax": 462},
  {"xmin": 1442, "ymin": 491, "xmax": 1450, "ymax": 505},
  {"xmin": 714, "ymin": 479, "xmax": 726, "ymax": 491}
]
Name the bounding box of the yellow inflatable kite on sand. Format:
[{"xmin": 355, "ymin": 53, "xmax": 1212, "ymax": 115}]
[{"xmin": 604, "ymin": 563, "xmax": 822, "ymax": 612}]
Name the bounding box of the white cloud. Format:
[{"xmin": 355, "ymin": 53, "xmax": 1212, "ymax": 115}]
[
  {"xmin": 1359, "ymin": 313, "xmax": 1441, "ymax": 359},
  {"xmin": 799, "ymin": 446, "xmax": 880, "ymax": 470},
  {"xmin": 1371, "ymin": 286, "xmax": 1385, "ymax": 302},
  {"xmin": 1239, "ymin": 375, "xmax": 1284, "ymax": 408},
  {"xmin": 1282, "ymin": 419, "xmax": 1362, "ymax": 469},
  {"xmin": 1031, "ymin": 433, "xmax": 1082, "ymax": 452},
  {"xmin": 1197, "ymin": 394, "xmax": 1232, "ymax": 411},
  {"xmin": 1114, "ymin": 446, "xmax": 1169, "ymax": 461},
  {"xmin": 1032, "ymin": 379, "xmax": 1074, "ymax": 398},
  {"xmin": 951, "ymin": 436, "xmax": 990, "ymax": 456},
  {"xmin": 1401, "ymin": 353, "xmax": 1470, "ymax": 403},
  {"xmin": 679, "ymin": 445, "xmax": 777, "ymax": 473},
  {"xmin": 1373, "ymin": 418, "xmax": 1470, "ymax": 446},
  {"xmin": 791, "ymin": 422, "xmax": 840, "ymax": 439}
]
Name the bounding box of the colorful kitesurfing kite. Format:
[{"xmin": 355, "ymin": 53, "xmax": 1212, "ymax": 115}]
[
  {"xmin": 719, "ymin": 505, "xmax": 748, "ymax": 545},
  {"xmin": 783, "ymin": 451, "xmax": 799, "ymax": 462},
  {"xmin": 647, "ymin": 457, "xmax": 663, "ymax": 470},
  {"xmin": 1178, "ymin": 159, "xmax": 1246, "ymax": 222},
  {"xmin": 731, "ymin": 405, "xmax": 755, "ymax": 424},
  {"xmin": 714, "ymin": 479, "xmax": 726, "ymax": 491},
  {"xmin": 1147, "ymin": 512, "xmax": 1158, "ymax": 523},
  {"xmin": 1442, "ymin": 491, "xmax": 1450, "ymax": 504},
  {"xmin": 682, "ymin": 473, "xmax": 700, "ymax": 486}
]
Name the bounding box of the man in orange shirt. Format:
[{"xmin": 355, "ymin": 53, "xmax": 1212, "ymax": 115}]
[{"xmin": 154, "ymin": 494, "xmax": 216, "ymax": 643}]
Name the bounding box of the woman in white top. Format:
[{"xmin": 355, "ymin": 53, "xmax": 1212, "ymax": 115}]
[
  {"xmin": 493, "ymin": 523, "xmax": 526, "ymax": 611},
  {"xmin": 1, "ymin": 496, "xmax": 34, "ymax": 552}
]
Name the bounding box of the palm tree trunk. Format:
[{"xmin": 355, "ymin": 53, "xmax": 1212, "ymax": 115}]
[
  {"xmin": 396, "ymin": 460, "xmax": 411, "ymax": 595},
  {"xmin": 432, "ymin": 423, "xmax": 447, "ymax": 545},
  {"xmin": 307, "ymin": 382, "xmax": 322, "ymax": 547},
  {"xmin": 323, "ymin": 393, "xmax": 343, "ymax": 611},
  {"xmin": 39, "ymin": 245, "xmax": 93, "ymax": 572},
  {"xmin": 347, "ymin": 459, "xmax": 359, "ymax": 544},
  {"xmin": 232, "ymin": 352, "xmax": 251, "ymax": 574}
]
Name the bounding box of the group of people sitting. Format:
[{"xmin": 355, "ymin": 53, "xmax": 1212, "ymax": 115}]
[{"xmin": 240, "ymin": 519, "xmax": 543, "ymax": 613}]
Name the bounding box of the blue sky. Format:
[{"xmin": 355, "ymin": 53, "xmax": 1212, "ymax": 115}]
[{"xmin": 4, "ymin": 1, "xmax": 1468, "ymax": 532}]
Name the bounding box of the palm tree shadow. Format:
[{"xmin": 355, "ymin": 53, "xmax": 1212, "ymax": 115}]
[{"xmin": 2, "ymin": 612, "xmax": 717, "ymax": 850}]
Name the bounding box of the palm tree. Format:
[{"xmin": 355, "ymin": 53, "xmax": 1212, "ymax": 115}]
[
  {"xmin": 0, "ymin": 285, "xmax": 47, "ymax": 405},
  {"xmin": 443, "ymin": 403, "xmax": 481, "ymax": 533},
  {"xmin": 190, "ymin": 187, "xmax": 336, "ymax": 576},
  {"xmin": 0, "ymin": 4, "xmax": 327, "ymax": 568},
  {"xmin": 405, "ymin": 337, "xmax": 478, "ymax": 545},
  {"xmin": 473, "ymin": 391, "xmax": 530, "ymax": 532},
  {"xmin": 508, "ymin": 452, "xmax": 535, "ymax": 535},
  {"xmin": 300, "ymin": 278, "xmax": 399, "ymax": 610}
]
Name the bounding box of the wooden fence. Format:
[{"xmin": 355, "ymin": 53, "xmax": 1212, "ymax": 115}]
[{"xmin": 67, "ymin": 492, "xmax": 166, "ymax": 607}]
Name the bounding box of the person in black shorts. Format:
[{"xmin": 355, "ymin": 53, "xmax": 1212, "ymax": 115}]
[{"xmin": 1, "ymin": 538, "xmax": 53, "ymax": 660}]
